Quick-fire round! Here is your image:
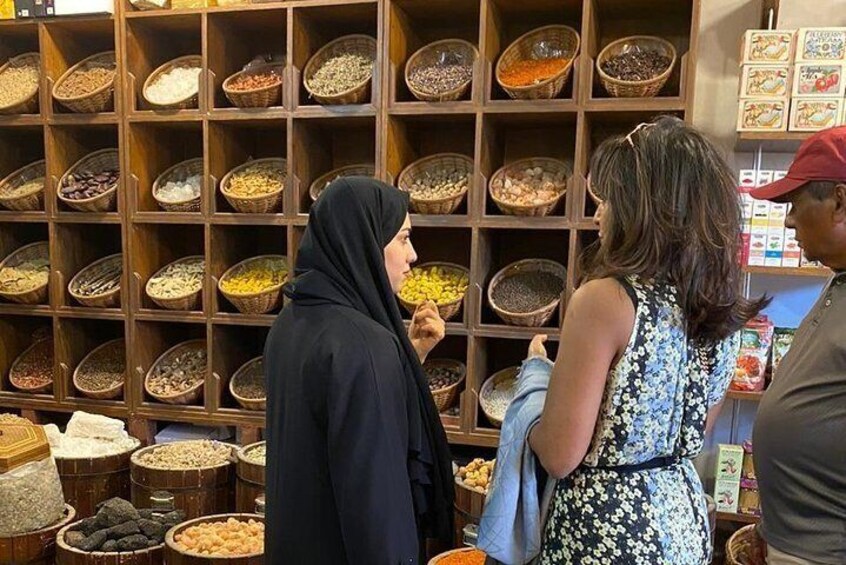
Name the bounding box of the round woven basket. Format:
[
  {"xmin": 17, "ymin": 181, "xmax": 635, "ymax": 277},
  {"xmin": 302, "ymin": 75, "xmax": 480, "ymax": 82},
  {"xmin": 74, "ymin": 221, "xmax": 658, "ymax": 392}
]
[
  {"xmin": 72, "ymin": 338, "xmax": 126, "ymax": 401},
  {"xmin": 223, "ymin": 63, "xmax": 283, "ymax": 108},
  {"xmin": 52, "ymin": 51, "xmax": 116, "ymax": 114},
  {"xmin": 397, "ymin": 153, "xmax": 473, "ymax": 215},
  {"xmin": 145, "ymin": 255, "xmax": 205, "ymax": 311},
  {"xmin": 489, "ymin": 157, "xmax": 569, "ymax": 217},
  {"xmin": 68, "ymin": 253, "xmax": 122, "ymax": 309},
  {"xmin": 0, "ymin": 52, "xmax": 40, "ymax": 115},
  {"xmin": 153, "ymin": 157, "xmax": 203, "ymax": 212},
  {"xmin": 144, "ymin": 339, "xmax": 206, "ymax": 405},
  {"xmin": 726, "ymin": 524, "xmax": 766, "ymax": 565},
  {"xmin": 229, "ymin": 356, "xmax": 265, "ymax": 411},
  {"xmin": 405, "ymin": 39, "xmax": 478, "ymax": 102},
  {"xmin": 9, "ymin": 338, "xmax": 54, "ymax": 394},
  {"xmin": 424, "ymin": 358, "xmax": 466, "ymax": 413},
  {"xmin": 480, "ymin": 366, "xmax": 519, "ymax": 428},
  {"xmin": 488, "ymin": 258, "xmax": 566, "ymax": 327},
  {"xmin": 0, "ymin": 159, "xmax": 45, "ymax": 212},
  {"xmin": 57, "ymin": 148, "xmax": 120, "ymax": 213},
  {"xmin": 143, "ymin": 55, "xmax": 203, "ymax": 110},
  {"xmin": 309, "ymin": 163, "xmax": 376, "ymax": 202},
  {"xmin": 397, "ymin": 261, "xmax": 469, "ymax": 322},
  {"xmin": 218, "ymin": 254, "xmax": 288, "ymax": 315},
  {"xmin": 596, "ymin": 35, "xmax": 677, "ymax": 98},
  {"xmin": 220, "ymin": 158, "xmax": 286, "ymax": 214},
  {"xmin": 303, "ymin": 34, "xmax": 377, "ymax": 105},
  {"xmin": 0, "ymin": 241, "xmax": 49, "ymax": 304},
  {"xmin": 495, "ymin": 25, "xmax": 580, "ymax": 100},
  {"xmin": 164, "ymin": 513, "xmax": 264, "ymax": 562}
]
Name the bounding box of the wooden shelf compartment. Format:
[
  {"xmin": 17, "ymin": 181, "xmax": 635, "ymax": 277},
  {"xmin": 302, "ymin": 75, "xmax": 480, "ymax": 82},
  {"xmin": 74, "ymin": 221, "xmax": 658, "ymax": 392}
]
[
  {"xmin": 717, "ymin": 511, "xmax": 760, "ymax": 525},
  {"xmin": 0, "ymin": 24, "xmax": 42, "ymax": 117},
  {"xmin": 0, "ymin": 315, "xmax": 55, "ymax": 399},
  {"xmin": 210, "ymin": 323, "xmax": 268, "ymax": 413},
  {"xmin": 427, "ymin": 333, "xmax": 470, "ymax": 434},
  {"xmin": 53, "ymin": 222, "xmax": 124, "ymax": 311},
  {"xmin": 0, "ymin": 125, "xmax": 47, "ymax": 213},
  {"xmin": 0, "ymin": 222, "xmax": 51, "ymax": 308},
  {"xmin": 55, "ymin": 316, "xmax": 127, "ymax": 404}
]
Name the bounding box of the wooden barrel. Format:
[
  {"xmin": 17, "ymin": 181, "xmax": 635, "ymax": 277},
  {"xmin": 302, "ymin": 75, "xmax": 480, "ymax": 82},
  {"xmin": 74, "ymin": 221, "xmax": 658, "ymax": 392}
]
[
  {"xmin": 235, "ymin": 442, "xmax": 265, "ymax": 513},
  {"xmin": 55, "ymin": 442, "xmax": 140, "ymax": 519},
  {"xmin": 55, "ymin": 518, "xmax": 164, "ymax": 565},
  {"xmin": 130, "ymin": 444, "xmax": 236, "ymax": 520},
  {"xmin": 164, "ymin": 513, "xmax": 264, "ymax": 564},
  {"xmin": 0, "ymin": 504, "xmax": 76, "ymax": 564},
  {"xmin": 453, "ymin": 480, "xmax": 486, "ymax": 547}
]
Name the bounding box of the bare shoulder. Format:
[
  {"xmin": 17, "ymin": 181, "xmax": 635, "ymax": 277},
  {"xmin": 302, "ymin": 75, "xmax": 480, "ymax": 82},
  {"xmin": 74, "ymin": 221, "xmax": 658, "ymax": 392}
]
[{"xmin": 563, "ymin": 278, "xmax": 635, "ymax": 342}]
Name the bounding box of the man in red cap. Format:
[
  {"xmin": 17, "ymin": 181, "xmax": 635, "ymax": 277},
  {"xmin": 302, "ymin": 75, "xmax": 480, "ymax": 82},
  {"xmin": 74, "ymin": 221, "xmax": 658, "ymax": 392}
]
[{"xmin": 752, "ymin": 126, "xmax": 846, "ymax": 565}]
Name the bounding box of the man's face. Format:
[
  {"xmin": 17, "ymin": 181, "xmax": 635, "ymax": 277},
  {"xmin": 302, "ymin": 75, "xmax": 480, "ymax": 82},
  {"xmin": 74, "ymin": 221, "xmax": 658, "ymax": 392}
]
[{"xmin": 783, "ymin": 184, "xmax": 846, "ymax": 267}]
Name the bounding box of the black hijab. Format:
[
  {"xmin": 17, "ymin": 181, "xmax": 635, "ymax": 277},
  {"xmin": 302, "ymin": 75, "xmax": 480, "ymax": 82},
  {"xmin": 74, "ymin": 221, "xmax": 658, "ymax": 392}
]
[{"xmin": 285, "ymin": 177, "xmax": 454, "ymax": 543}]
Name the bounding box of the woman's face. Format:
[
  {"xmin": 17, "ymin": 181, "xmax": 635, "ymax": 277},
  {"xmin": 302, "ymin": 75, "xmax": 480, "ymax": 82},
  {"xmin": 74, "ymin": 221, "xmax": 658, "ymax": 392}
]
[
  {"xmin": 588, "ymin": 176, "xmax": 610, "ymax": 241},
  {"xmin": 384, "ymin": 214, "xmax": 417, "ymax": 293}
]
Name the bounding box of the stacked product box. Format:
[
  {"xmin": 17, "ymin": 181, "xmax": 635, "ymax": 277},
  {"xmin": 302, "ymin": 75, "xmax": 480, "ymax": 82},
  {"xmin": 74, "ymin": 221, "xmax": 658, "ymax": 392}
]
[
  {"xmin": 738, "ymin": 30, "xmax": 796, "ymax": 132},
  {"xmin": 790, "ymin": 28, "xmax": 846, "ymax": 131},
  {"xmin": 739, "ymin": 169, "xmax": 802, "ymax": 267},
  {"xmin": 715, "ymin": 444, "xmax": 744, "ymax": 513}
]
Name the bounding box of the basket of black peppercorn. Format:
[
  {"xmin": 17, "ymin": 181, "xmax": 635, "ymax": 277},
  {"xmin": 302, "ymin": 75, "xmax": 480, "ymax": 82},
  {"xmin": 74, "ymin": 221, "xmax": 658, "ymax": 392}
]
[
  {"xmin": 596, "ymin": 36, "xmax": 676, "ymax": 98},
  {"xmin": 488, "ymin": 259, "xmax": 566, "ymax": 327}
]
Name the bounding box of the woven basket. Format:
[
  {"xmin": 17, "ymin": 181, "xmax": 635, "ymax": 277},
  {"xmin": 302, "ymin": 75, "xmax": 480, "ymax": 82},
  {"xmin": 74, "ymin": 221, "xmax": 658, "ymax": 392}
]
[
  {"xmin": 309, "ymin": 163, "xmax": 376, "ymax": 202},
  {"xmin": 220, "ymin": 158, "xmax": 286, "ymax": 214},
  {"xmin": 489, "ymin": 157, "xmax": 570, "ymax": 217},
  {"xmin": 57, "ymin": 148, "xmax": 120, "ymax": 213},
  {"xmin": 223, "ymin": 63, "xmax": 283, "ymax": 108},
  {"xmin": 480, "ymin": 366, "xmax": 519, "ymax": 428},
  {"xmin": 405, "ymin": 39, "xmax": 478, "ymax": 102},
  {"xmin": 0, "ymin": 160, "xmax": 45, "ymax": 212},
  {"xmin": 424, "ymin": 358, "xmax": 466, "ymax": 413},
  {"xmin": 428, "ymin": 548, "xmax": 483, "ymax": 565},
  {"xmin": 597, "ymin": 36, "xmax": 677, "ymax": 98},
  {"xmin": 218, "ymin": 254, "xmax": 288, "ymax": 315},
  {"xmin": 153, "ymin": 157, "xmax": 203, "ymax": 212},
  {"xmin": 9, "ymin": 338, "xmax": 54, "ymax": 394},
  {"xmin": 52, "ymin": 51, "xmax": 116, "ymax": 113},
  {"xmin": 145, "ymin": 255, "xmax": 205, "ymax": 311},
  {"xmin": 229, "ymin": 356, "xmax": 265, "ymax": 411},
  {"xmin": 397, "ymin": 153, "xmax": 473, "ymax": 215},
  {"xmin": 726, "ymin": 524, "xmax": 766, "ymax": 565},
  {"xmin": 488, "ymin": 259, "xmax": 566, "ymax": 327},
  {"xmin": 397, "ymin": 262, "xmax": 469, "ymax": 322},
  {"xmin": 495, "ymin": 25, "xmax": 580, "ymax": 100},
  {"xmin": 0, "ymin": 241, "xmax": 49, "ymax": 304},
  {"xmin": 303, "ymin": 34, "xmax": 377, "ymax": 105},
  {"xmin": 68, "ymin": 253, "xmax": 122, "ymax": 309},
  {"xmin": 144, "ymin": 339, "xmax": 206, "ymax": 405},
  {"xmin": 142, "ymin": 55, "xmax": 203, "ymax": 110},
  {"xmin": 72, "ymin": 338, "xmax": 126, "ymax": 400},
  {"xmin": 0, "ymin": 52, "xmax": 40, "ymax": 114}
]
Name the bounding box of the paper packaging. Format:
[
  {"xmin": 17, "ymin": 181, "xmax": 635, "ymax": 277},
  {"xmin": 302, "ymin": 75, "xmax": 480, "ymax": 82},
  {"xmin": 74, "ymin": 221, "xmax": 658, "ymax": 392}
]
[
  {"xmin": 717, "ymin": 444, "xmax": 744, "ymax": 481},
  {"xmin": 0, "ymin": 0, "xmax": 14, "ymax": 19},
  {"xmin": 54, "ymin": 0, "xmax": 114, "ymax": 15},
  {"xmin": 797, "ymin": 28, "xmax": 846, "ymax": 62},
  {"xmin": 769, "ymin": 202, "xmax": 788, "ymax": 227},
  {"xmin": 14, "ymin": 0, "xmax": 53, "ymax": 17},
  {"xmin": 742, "ymin": 30, "xmax": 796, "ymax": 64},
  {"xmin": 792, "ymin": 63, "xmax": 845, "ymax": 96},
  {"xmin": 765, "ymin": 229, "xmax": 785, "ymax": 266},
  {"xmin": 740, "ymin": 65, "xmax": 792, "ymax": 98},
  {"xmin": 772, "ymin": 327, "xmax": 796, "ymax": 377},
  {"xmin": 737, "ymin": 99, "xmax": 789, "ymax": 132},
  {"xmin": 756, "ymin": 170, "xmax": 774, "ymax": 187},
  {"xmin": 751, "ymin": 200, "xmax": 770, "ymax": 227},
  {"xmin": 783, "ymin": 229, "xmax": 801, "ymax": 267},
  {"xmin": 790, "ymin": 98, "xmax": 843, "ymax": 131},
  {"xmin": 715, "ymin": 479, "xmax": 741, "ymax": 513},
  {"xmin": 748, "ymin": 228, "xmax": 768, "ymax": 266}
]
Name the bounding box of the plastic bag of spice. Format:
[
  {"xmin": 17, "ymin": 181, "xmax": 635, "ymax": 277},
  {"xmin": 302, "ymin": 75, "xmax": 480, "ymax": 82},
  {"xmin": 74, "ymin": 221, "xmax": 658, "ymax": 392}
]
[
  {"xmin": 731, "ymin": 316, "xmax": 774, "ymax": 392},
  {"xmin": 770, "ymin": 327, "xmax": 795, "ymax": 379}
]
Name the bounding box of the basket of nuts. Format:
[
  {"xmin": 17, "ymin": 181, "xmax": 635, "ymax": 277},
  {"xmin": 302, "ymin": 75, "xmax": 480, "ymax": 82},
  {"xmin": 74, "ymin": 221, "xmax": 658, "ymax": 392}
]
[
  {"xmin": 223, "ymin": 63, "xmax": 283, "ymax": 108},
  {"xmin": 72, "ymin": 338, "xmax": 126, "ymax": 400},
  {"xmin": 165, "ymin": 513, "xmax": 264, "ymax": 561},
  {"xmin": 144, "ymin": 339, "xmax": 207, "ymax": 405},
  {"xmin": 0, "ymin": 241, "xmax": 50, "ymax": 305},
  {"xmin": 309, "ymin": 163, "xmax": 376, "ymax": 202},
  {"xmin": 488, "ymin": 259, "xmax": 566, "ymax": 327},
  {"xmin": 229, "ymin": 357, "xmax": 265, "ymax": 411},
  {"xmin": 397, "ymin": 153, "xmax": 473, "ymax": 215},
  {"xmin": 146, "ymin": 256, "xmax": 205, "ymax": 311},
  {"xmin": 496, "ymin": 25, "xmax": 580, "ymax": 100},
  {"xmin": 397, "ymin": 262, "xmax": 469, "ymax": 322},
  {"xmin": 9, "ymin": 338, "xmax": 54, "ymax": 394},
  {"xmin": 405, "ymin": 39, "xmax": 478, "ymax": 102},
  {"xmin": 480, "ymin": 366, "xmax": 519, "ymax": 428},
  {"xmin": 597, "ymin": 36, "xmax": 677, "ymax": 98},
  {"xmin": 220, "ymin": 158, "xmax": 286, "ymax": 214},
  {"xmin": 58, "ymin": 148, "xmax": 120, "ymax": 213},
  {"xmin": 153, "ymin": 157, "xmax": 203, "ymax": 212},
  {"xmin": 455, "ymin": 457, "xmax": 495, "ymax": 495},
  {"xmin": 489, "ymin": 157, "xmax": 569, "ymax": 217},
  {"xmin": 52, "ymin": 51, "xmax": 117, "ymax": 114},
  {"xmin": 304, "ymin": 34, "xmax": 377, "ymax": 106},
  {"xmin": 0, "ymin": 52, "xmax": 40, "ymax": 115},
  {"xmin": 218, "ymin": 255, "xmax": 288, "ymax": 315},
  {"xmin": 143, "ymin": 55, "xmax": 203, "ymax": 110},
  {"xmin": 68, "ymin": 253, "xmax": 122, "ymax": 309},
  {"xmin": 0, "ymin": 159, "xmax": 45, "ymax": 212},
  {"xmin": 424, "ymin": 358, "xmax": 466, "ymax": 413}
]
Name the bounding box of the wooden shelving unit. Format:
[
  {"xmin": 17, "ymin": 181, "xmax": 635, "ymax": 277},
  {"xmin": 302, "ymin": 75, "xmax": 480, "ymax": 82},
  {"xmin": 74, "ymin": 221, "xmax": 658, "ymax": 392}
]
[
  {"xmin": 743, "ymin": 265, "xmax": 831, "ymax": 279},
  {"xmin": 0, "ymin": 0, "xmax": 701, "ymax": 448},
  {"xmin": 717, "ymin": 511, "xmax": 760, "ymax": 525},
  {"xmin": 726, "ymin": 390, "xmax": 763, "ymax": 402}
]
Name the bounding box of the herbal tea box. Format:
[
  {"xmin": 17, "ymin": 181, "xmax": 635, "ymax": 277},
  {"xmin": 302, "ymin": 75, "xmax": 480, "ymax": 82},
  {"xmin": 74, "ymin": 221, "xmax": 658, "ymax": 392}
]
[
  {"xmin": 740, "ymin": 65, "xmax": 791, "ymax": 98},
  {"xmin": 741, "ymin": 30, "xmax": 795, "ymax": 64},
  {"xmin": 790, "ymin": 98, "xmax": 843, "ymax": 131},
  {"xmin": 715, "ymin": 479, "xmax": 741, "ymax": 513},
  {"xmin": 797, "ymin": 28, "xmax": 846, "ymax": 62},
  {"xmin": 792, "ymin": 63, "xmax": 844, "ymax": 96},
  {"xmin": 737, "ymin": 99, "xmax": 789, "ymax": 132},
  {"xmin": 717, "ymin": 444, "xmax": 744, "ymax": 481}
]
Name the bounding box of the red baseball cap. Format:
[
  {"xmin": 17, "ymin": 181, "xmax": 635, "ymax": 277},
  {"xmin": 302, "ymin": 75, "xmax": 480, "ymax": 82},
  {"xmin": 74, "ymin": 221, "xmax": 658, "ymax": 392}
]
[{"xmin": 752, "ymin": 125, "xmax": 846, "ymax": 201}]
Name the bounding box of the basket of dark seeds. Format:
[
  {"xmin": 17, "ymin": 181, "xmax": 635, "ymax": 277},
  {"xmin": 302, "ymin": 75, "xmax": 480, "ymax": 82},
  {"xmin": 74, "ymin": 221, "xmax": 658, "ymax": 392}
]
[
  {"xmin": 488, "ymin": 259, "xmax": 566, "ymax": 327},
  {"xmin": 73, "ymin": 338, "xmax": 126, "ymax": 401},
  {"xmin": 229, "ymin": 357, "xmax": 265, "ymax": 412},
  {"xmin": 57, "ymin": 148, "xmax": 120, "ymax": 212},
  {"xmin": 405, "ymin": 39, "xmax": 478, "ymax": 102},
  {"xmin": 144, "ymin": 339, "xmax": 207, "ymax": 406},
  {"xmin": 423, "ymin": 358, "xmax": 466, "ymax": 413},
  {"xmin": 596, "ymin": 35, "xmax": 676, "ymax": 98}
]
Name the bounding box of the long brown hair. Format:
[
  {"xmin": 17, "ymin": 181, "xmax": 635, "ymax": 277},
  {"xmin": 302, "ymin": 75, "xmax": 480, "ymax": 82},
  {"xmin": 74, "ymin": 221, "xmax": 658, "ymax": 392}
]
[{"xmin": 586, "ymin": 116, "xmax": 768, "ymax": 340}]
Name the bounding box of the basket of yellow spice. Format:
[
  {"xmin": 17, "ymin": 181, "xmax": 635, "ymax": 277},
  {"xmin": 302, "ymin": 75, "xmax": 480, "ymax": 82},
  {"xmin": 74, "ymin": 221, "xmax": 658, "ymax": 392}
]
[
  {"xmin": 0, "ymin": 241, "xmax": 50, "ymax": 305},
  {"xmin": 495, "ymin": 25, "xmax": 580, "ymax": 100},
  {"xmin": 218, "ymin": 255, "xmax": 288, "ymax": 315},
  {"xmin": 220, "ymin": 158, "xmax": 286, "ymax": 214},
  {"xmin": 397, "ymin": 262, "xmax": 469, "ymax": 322}
]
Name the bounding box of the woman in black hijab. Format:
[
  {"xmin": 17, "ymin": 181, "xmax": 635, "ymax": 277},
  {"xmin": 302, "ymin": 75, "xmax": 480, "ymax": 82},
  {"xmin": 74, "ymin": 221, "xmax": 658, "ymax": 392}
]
[{"xmin": 264, "ymin": 177, "xmax": 455, "ymax": 564}]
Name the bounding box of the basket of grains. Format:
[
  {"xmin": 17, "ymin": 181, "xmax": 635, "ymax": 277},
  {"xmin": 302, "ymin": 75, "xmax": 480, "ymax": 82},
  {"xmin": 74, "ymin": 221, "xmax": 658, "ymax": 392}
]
[
  {"xmin": 0, "ymin": 159, "xmax": 45, "ymax": 212},
  {"xmin": 726, "ymin": 524, "xmax": 766, "ymax": 565},
  {"xmin": 480, "ymin": 366, "xmax": 519, "ymax": 428},
  {"xmin": 397, "ymin": 153, "xmax": 473, "ymax": 215},
  {"xmin": 303, "ymin": 34, "xmax": 377, "ymax": 106},
  {"xmin": 72, "ymin": 338, "xmax": 126, "ymax": 400},
  {"xmin": 229, "ymin": 357, "xmax": 265, "ymax": 411},
  {"xmin": 489, "ymin": 157, "xmax": 569, "ymax": 216},
  {"xmin": 218, "ymin": 255, "xmax": 288, "ymax": 315},
  {"xmin": 488, "ymin": 259, "xmax": 566, "ymax": 327},
  {"xmin": 397, "ymin": 262, "xmax": 469, "ymax": 322},
  {"xmin": 236, "ymin": 441, "xmax": 265, "ymax": 513},
  {"xmin": 0, "ymin": 52, "xmax": 40, "ymax": 115},
  {"xmin": 144, "ymin": 339, "xmax": 207, "ymax": 405},
  {"xmin": 68, "ymin": 253, "xmax": 122, "ymax": 309},
  {"xmin": 58, "ymin": 148, "xmax": 120, "ymax": 213},
  {"xmin": 405, "ymin": 39, "xmax": 478, "ymax": 102},
  {"xmin": 145, "ymin": 256, "xmax": 205, "ymax": 311},
  {"xmin": 0, "ymin": 241, "xmax": 49, "ymax": 304},
  {"xmin": 153, "ymin": 157, "xmax": 203, "ymax": 212},
  {"xmin": 223, "ymin": 63, "xmax": 283, "ymax": 108},
  {"xmin": 596, "ymin": 36, "xmax": 677, "ymax": 98},
  {"xmin": 424, "ymin": 358, "xmax": 466, "ymax": 413},
  {"xmin": 52, "ymin": 51, "xmax": 117, "ymax": 114},
  {"xmin": 429, "ymin": 548, "xmax": 487, "ymax": 565},
  {"xmin": 165, "ymin": 513, "xmax": 264, "ymax": 561},
  {"xmin": 220, "ymin": 158, "xmax": 286, "ymax": 214},
  {"xmin": 495, "ymin": 25, "xmax": 580, "ymax": 100},
  {"xmin": 308, "ymin": 163, "xmax": 376, "ymax": 202},
  {"xmin": 143, "ymin": 55, "xmax": 203, "ymax": 110},
  {"xmin": 9, "ymin": 338, "xmax": 54, "ymax": 394}
]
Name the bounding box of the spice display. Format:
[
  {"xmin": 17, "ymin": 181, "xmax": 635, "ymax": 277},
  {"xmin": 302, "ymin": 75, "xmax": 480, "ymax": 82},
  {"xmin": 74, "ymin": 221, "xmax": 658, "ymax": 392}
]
[
  {"xmin": 424, "ymin": 361, "xmax": 462, "ymax": 392},
  {"xmin": 75, "ymin": 340, "xmax": 125, "ymax": 393},
  {"xmin": 73, "ymin": 256, "xmax": 121, "ymax": 297},
  {"xmin": 492, "ymin": 165, "xmax": 567, "ymax": 207},
  {"xmin": 436, "ymin": 548, "xmax": 486, "ymax": 565},
  {"xmin": 232, "ymin": 360, "xmax": 265, "ymax": 400},
  {"xmin": 229, "ymin": 70, "xmax": 282, "ymax": 92},
  {"xmin": 243, "ymin": 443, "xmax": 266, "ymax": 466},
  {"xmin": 398, "ymin": 266, "xmax": 469, "ymax": 306},
  {"xmin": 600, "ymin": 49, "xmax": 672, "ymax": 82},
  {"xmin": 484, "ymin": 371, "xmax": 518, "ymax": 422},
  {"xmin": 156, "ymin": 173, "xmax": 201, "ymax": 203},
  {"xmin": 0, "ymin": 256, "xmax": 49, "ymax": 293},
  {"xmin": 226, "ymin": 162, "xmax": 285, "ymax": 198},
  {"xmin": 55, "ymin": 64, "xmax": 116, "ymax": 98},
  {"xmin": 220, "ymin": 257, "xmax": 287, "ymax": 295},
  {"xmin": 492, "ymin": 271, "xmax": 564, "ymax": 313},
  {"xmin": 174, "ymin": 516, "xmax": 264, "ymax": 556},
  {"xmin": 0, "ymin": 63, "xmax": 39, "ymax": 108},
  {"xmin": 61, "ymin": 169, "xmax": 120, "ymax": 201},
  {"xmin": 146, "ymin": 343, "xmax": 206, "ymax": 397},
  {"xmin": 0, "ymin": 413, "xmax": 30, "ymax": 424},
  {"xmin": 307, "ymin": 53, "xmax": 373, "ymax": 96},
  {"xmin": 500, "ymin": 58, "xmax": 569, "ymax": 87},
  {"xmin": 314, "ymin": 167, "xmax": 374, "ymax": 199},
  {"xmin": 456, "ymin": 458, "xmax": 495, "ymax": 494},
  {"xmin": 405, "ymin": 168, "xmax": 469, "ymax": 201},
  {"xmin": 44, "ymin": 412, "xmax": 139, "ymax": 459},
  {"xmin": 408, "ymin": 62, "xmax": 473, "ymax": 95},
  {"xmin": 732, "ymin": 316, "xmax": 774, "ymax": 392},
  {"xmin": 0, "ymin": 177, "xmax": 44, "ymax": 199},
  {"xmin": 10, "ymin": 339, "xmax": 53, "ymax": 390},
  {"xmin": 147, "ymin": 258, "xmax": 204, "ymax": 299},
  {"xmin": 136, "ymin": 440, "xmax": 232, "ymax": 470},
  {"xmin": 145, "ymin": 65, "xmax": 202, "ymax": 106}
]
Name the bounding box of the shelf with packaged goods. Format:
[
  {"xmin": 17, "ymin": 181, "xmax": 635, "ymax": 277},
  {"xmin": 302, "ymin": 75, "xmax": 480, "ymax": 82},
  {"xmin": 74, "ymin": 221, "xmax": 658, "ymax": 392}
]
[
  {"xmin": 743, "ymin": 265, "xmax": 831, "ymax": 278},
  {"xmin": 726, "ymin": 390, "xmax": 764, "ymax": 402},
  {"xmin": 736, "ymin": 131, "xmax": 813, "ymax": 153}
]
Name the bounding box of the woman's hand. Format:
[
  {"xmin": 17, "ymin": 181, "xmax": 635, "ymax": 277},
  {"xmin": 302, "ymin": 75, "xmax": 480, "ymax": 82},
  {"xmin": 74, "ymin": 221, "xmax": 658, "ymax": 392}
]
[
  {"xmin": 409, "ymin": 301, "xmax": 445, "ymax": 363},
  {"xmin": 528, "ymin": 334, "xmax": 549, "ymax": 360}
]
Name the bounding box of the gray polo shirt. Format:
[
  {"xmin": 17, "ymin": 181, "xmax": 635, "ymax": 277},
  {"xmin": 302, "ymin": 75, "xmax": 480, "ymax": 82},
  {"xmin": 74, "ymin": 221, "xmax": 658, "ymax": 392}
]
[{"xmin": 754, "ymin": 272, "xmax": 846, "ymax": 564}]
